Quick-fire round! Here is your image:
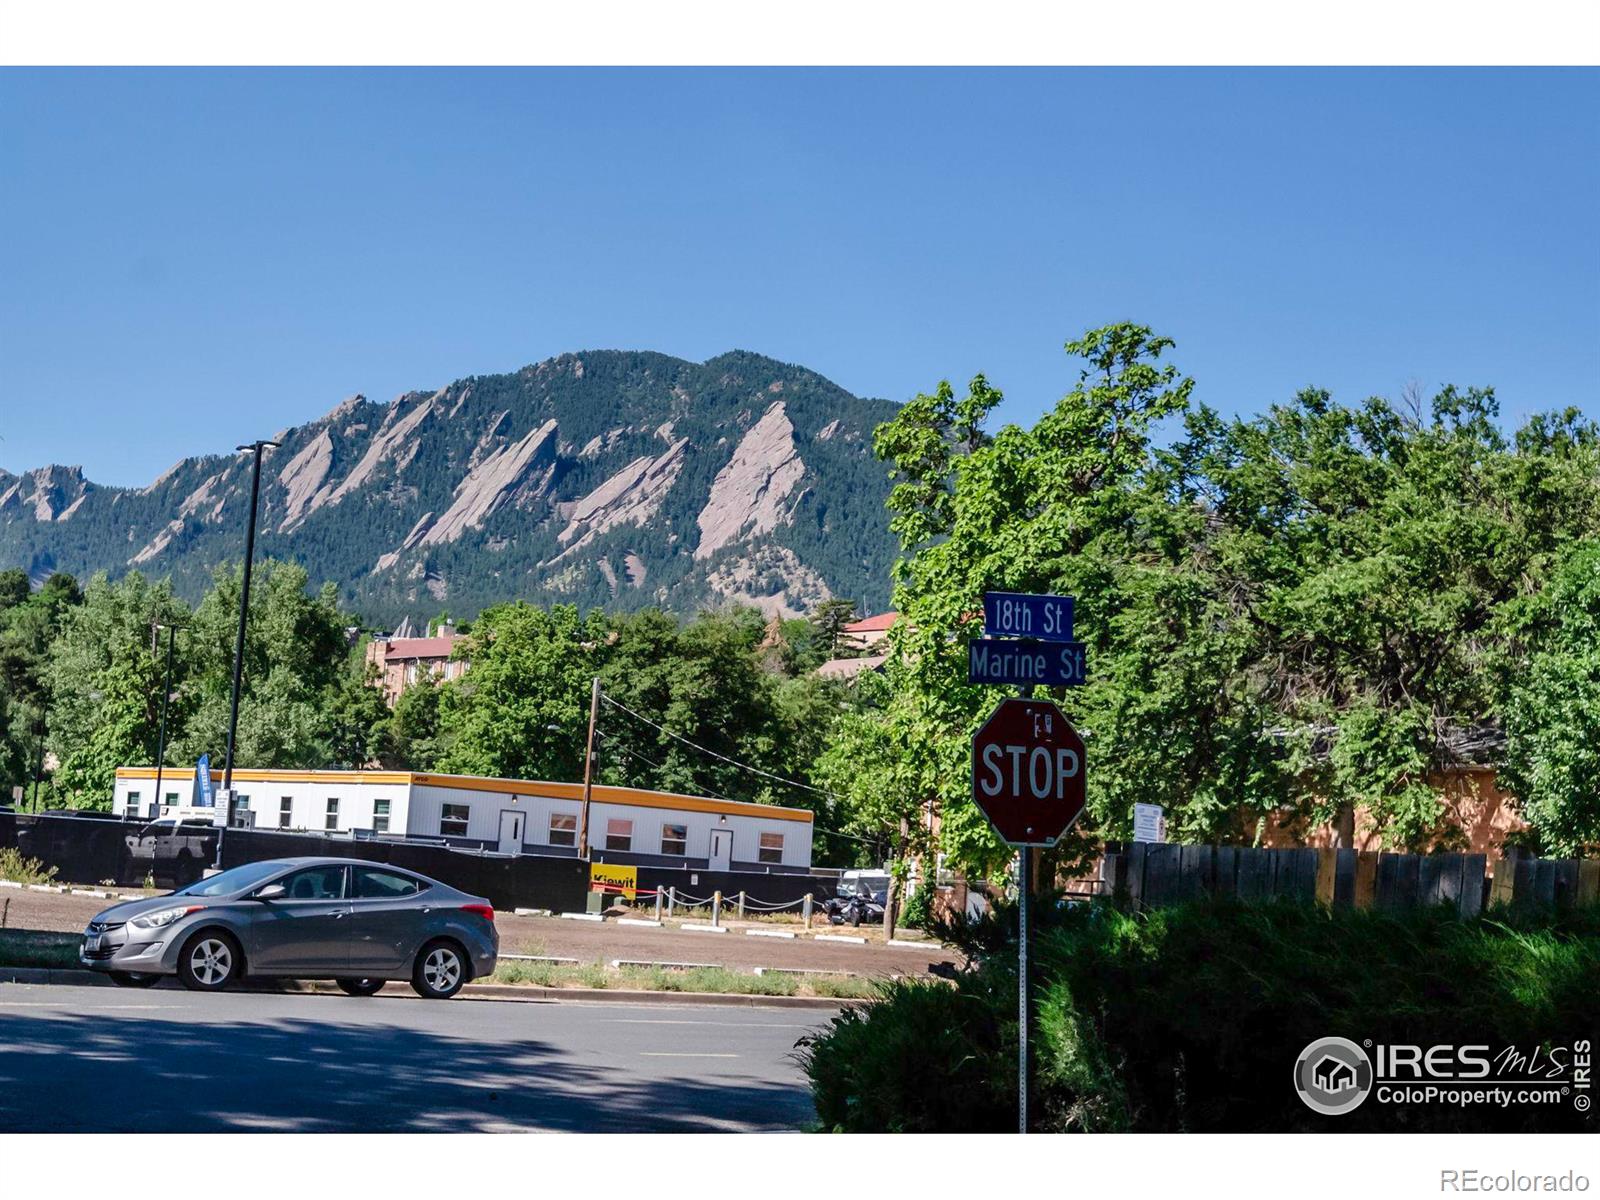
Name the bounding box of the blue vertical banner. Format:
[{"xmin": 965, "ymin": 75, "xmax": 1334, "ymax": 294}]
[{"xmin": 195, "ymin": 754, "xmax": 214, "ymax": 807}]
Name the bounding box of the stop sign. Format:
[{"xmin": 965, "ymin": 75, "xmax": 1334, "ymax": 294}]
[{"xmin": 970, "ymin": 697, "xmax": 1086, "ymax": 846}]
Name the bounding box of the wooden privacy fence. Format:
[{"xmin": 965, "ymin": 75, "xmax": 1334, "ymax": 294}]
[{"xmin": 1099, "ymin": 844, "xmax": 1600, "ymax": 918}]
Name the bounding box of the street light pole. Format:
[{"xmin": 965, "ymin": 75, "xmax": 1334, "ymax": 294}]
[
  {"xmin": 220, "ymin": 439, "xmax": 279, "ymax": 847},
  {"xmin": 152, "ymin": 621, "xmax": 181, "ymax": 820}
]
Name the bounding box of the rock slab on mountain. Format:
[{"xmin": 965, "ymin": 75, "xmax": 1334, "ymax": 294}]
[{"xmin": 0, "ymin": 350, "xmax": 899, "ymax": 623}]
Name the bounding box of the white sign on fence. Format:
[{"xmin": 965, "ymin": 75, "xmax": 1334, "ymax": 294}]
[{"xmin": 1133, "ymin": 802, "xmax": 1166, "ymax": 844}]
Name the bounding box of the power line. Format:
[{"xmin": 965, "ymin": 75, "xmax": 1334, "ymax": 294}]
[
  {"xmin": 597, "ymin": 690, "xmax": 847, "ymax": 801},
  {"xmin": 593, "ymin": 728, "xmax": 673, "ymax": 778},
  {"xmin": 593, "ymin": 723, "xmax": 880, "ymax": 848}
]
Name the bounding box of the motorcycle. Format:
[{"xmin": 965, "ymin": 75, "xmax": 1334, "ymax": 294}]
[{"xmin": 825, "ymin": 887, "xmax": 886, "ymax": 927}]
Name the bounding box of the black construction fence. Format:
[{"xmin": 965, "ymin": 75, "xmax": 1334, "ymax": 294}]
[{"xmin": 0, "ymin": 812, "xmax": 841, "ymax": 914}]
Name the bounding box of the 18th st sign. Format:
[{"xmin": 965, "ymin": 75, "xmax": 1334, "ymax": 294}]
[{"xmin": 970, "ymin": 697, "xmax": 1086, "ymax": 846}]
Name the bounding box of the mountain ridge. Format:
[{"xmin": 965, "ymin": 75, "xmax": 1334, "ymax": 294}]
[{"xmin": 0, "ymin": 349, "xmax": 900, "ymax": 623}]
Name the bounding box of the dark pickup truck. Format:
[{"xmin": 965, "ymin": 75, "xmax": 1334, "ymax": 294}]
[{"xmin": 124, "ymin": 817, "xmax": 218, "ymax": 887}]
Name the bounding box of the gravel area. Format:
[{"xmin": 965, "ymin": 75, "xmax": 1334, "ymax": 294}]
[{"xmin": 0, "ymin": 886, "xmax": 952, "ymax": 977}]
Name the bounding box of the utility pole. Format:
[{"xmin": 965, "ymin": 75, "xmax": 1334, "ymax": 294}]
[
  {"xmin": 31, "ymin": 719, "xmax": 45, "ymax": 812},
  {"xmin": 151, "ymin": 621, "xmax": 181, "ymax": 820},
  {"xmin": 578, "ymin": 676, "xmax": 600, "ymax": 857},
  {"xmin": 219, "ymin": 439, "xmax": 279, "ymax": 859}
]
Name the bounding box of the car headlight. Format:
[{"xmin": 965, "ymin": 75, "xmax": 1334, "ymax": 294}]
[{"xmin": 129, "ymin": 905, "xmax": 202, "ymax": 930}]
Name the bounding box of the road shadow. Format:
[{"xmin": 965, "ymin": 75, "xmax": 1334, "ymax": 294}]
[{"xmin": 0, "ymin": 1000, "xmax": 816, "ymax": 1132}]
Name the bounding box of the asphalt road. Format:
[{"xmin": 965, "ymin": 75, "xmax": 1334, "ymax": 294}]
[{"xmin": 0, "ymin": 983, "xmax": 830, "ymax": 1132}]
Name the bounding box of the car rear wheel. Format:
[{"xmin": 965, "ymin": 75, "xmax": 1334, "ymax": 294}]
[
  {"xmin": 411, "ymin": 940, "xmax": 466, "ymax": 999},
  {"xmin": 177, "ymin": 931, "xmax": 242, "ymax": 991},
  {"xmin": 336, "ymin": 978, "xmax": 385, "ymax": 997},
  {"xmin": 108, "ymin": 971, "xmax": 161, "ymax": 988}
]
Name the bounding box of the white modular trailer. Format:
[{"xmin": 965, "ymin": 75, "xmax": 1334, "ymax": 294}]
[
  {"xmin": 112, "ymin": 768, "xmax": 415, "ymax": 834},
  {"xmin": 112, "ymin": 767, "xmax": 815, "ymax": 872}
]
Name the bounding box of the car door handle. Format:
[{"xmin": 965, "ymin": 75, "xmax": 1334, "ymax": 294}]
[
  {"xmin": 420, "ymin": 907, "xmax": 431, "ymax": 914},
  {"xmin": 333, "ymin": 911, "xmax": 346, "ymax": 920}
]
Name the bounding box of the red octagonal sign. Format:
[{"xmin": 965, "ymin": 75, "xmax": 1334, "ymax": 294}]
[{"xmin": 971, "ymin": 697, "xmax": 1086, "ymax": 846}]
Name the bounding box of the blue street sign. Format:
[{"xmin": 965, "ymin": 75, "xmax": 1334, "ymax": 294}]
[
  {"xmin": 195, "ymin": 754, "xmax": 214, "ymax": 807},
  {"xmin": 983, "ymin": 591, "xmax": 1075, "ymax": 642},
  {"xmin": 968, "ymin": 638, "xmax": 1088, "ymax": 687}
]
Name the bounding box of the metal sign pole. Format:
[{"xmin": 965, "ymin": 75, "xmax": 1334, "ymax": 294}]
[{"xmin": 1018, "ymin": 843, "xmax": 1031, "ymax": 1133}]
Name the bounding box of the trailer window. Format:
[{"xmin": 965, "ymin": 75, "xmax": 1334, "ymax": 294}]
[
  {"xmin": 440, "ymin": 803, "xmax": 470, "ymax": 837},
  {"xmin": 373, "ymin": 798, "xmax": 391, "ymax": 834},
  {"xmin": 278, "ymin": 797, "xmax": 293, "ymax": 829},
  {"xmin": 605, "ymin": 819, "xmax": 632, "ymax": 852},
  {"xmin": 548, "ymin": 812, "xmax": 577, "ymax": 847},
  {"xmin": 758, "ymin": 832, "xmax": 784, "ymax": 864},
  {"xmin": 661, "ymin": 823, "xmax": 687, "ymax": 856},
  {"xmin": 325, "ymin": 797, "xmax": 340, "ymax": 830},
  {"xmin": 124, "ymin": 791, "xmax": 141, "ymax": 818}
]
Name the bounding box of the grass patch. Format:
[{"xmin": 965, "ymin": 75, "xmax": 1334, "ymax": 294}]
[
  {"xmin": 0, "ymin": 929, "xmax": 80, "ymax": 969},
  {"xmin": 490, "ymin": 958, "xmax": 878, "ymax": 999},
  {"xmin": 0, "ymin": 848, "xmax": 59, "ymax": 887}
]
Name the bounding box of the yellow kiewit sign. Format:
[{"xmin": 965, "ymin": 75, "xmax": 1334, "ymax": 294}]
[{"xmin": 590, "ymin": 862, "xmax": 638, "ymax": 899}]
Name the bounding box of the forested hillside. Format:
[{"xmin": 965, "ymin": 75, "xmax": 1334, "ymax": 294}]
[{"xmin": 0, "ymin": 350, "xmax": 900, "ymax": 626}]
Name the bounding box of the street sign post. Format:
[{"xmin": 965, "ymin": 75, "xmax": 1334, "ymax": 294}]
[
  {"xmin": 982, "ymin": 591, "xmax": 1075, "ymax": 642},
  {"xmin": 967, "ymin": 637, "xmax": 1088, "ymax": 687},
  {"xmin": 969, "ymin": 590, "xmax": 1087, "ymax": 1134}
]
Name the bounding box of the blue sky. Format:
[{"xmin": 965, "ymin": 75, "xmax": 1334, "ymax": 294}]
[{"xmin": 2, "ymin": 68, "xmax": 1595, "ymax": 487}]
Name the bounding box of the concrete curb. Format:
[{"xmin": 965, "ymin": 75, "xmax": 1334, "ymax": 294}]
[
  {"xmin": 0, "ymin": 966, "xmax": 860, "ymax": 1009},
  {"xmin": 0, "ymin": 967, "xmax": 113, "ymax": 986},
  {"xmin": 458, "ymin": 982, "xmax": 854, "ymax": 1009}
]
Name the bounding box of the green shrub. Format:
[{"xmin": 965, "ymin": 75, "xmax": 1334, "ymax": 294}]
[
  {"xmin": 799, "ymin": 976, "xmax": 1016, "ymax": 1132},
  {"xmin": 900, "ymin": 883, "xmax": 932, "ymax": 930},
  {"xmin": 803, "ymin": 898, "xmax": 1600, "ymax": 1132}
]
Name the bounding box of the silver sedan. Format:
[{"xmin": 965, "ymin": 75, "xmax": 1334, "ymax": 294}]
[{"xmin": 79, "ymin": 857, "xmax": 498, "ymax": 999}]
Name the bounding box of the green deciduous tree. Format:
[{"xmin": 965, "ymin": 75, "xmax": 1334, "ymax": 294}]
[
  {"xmin": 842, "ymin": 324, "xmax": 1600, "ymax": 879},
  {"xmin": 1497, "ymin": 539, "xmax": 1600, "ymax": 855},
  {"xmin": 434, "ymin": 602, "xmax": 610, "ymax": 781},
  {"xmin": 45, "ymin": 573, "xmax": 184, "ymax": 807}
]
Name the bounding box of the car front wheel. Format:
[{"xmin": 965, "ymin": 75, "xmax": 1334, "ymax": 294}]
[
  {"xmin": 411, "ymin": 940, "xmax": 466, "ymax": 999},
  {"xmin": 337, "ymin": 978, "xmax": 385, "ymax": 997},
  {"xmin": 177, "ymin": 931, "xmax": 242, "ymax": 991}
]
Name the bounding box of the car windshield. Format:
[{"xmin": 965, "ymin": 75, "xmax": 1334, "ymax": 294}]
[
  {"xmin": 172, "ymin": 861, "xmax": 285, "ymax": 897},
  {"xmin": 839, "ymin": 874, "xmax": 890, "ymax": 896}
]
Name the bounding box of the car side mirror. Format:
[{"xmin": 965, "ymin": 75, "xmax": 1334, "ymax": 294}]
[{"xmin": 254, "ymin": 883, "xmax": 287, "ymax": 900}]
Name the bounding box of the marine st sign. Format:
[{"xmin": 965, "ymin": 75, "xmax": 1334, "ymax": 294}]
[
  {"xmin": 983, "ymin": 591, "xmax": 1075, "ymax": 642},
  {"xmin": 970, "ymin": 697, "xmax": 1087, "ymax": 846},
  {"xmin": 968, "ymin": 637, "xmax": 1088, "ymax": 687}
]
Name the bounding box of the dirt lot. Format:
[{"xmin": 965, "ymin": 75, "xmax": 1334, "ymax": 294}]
[{"xmin": 0, "ymin": 886, "xmax": 952, "ymax": 977}]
